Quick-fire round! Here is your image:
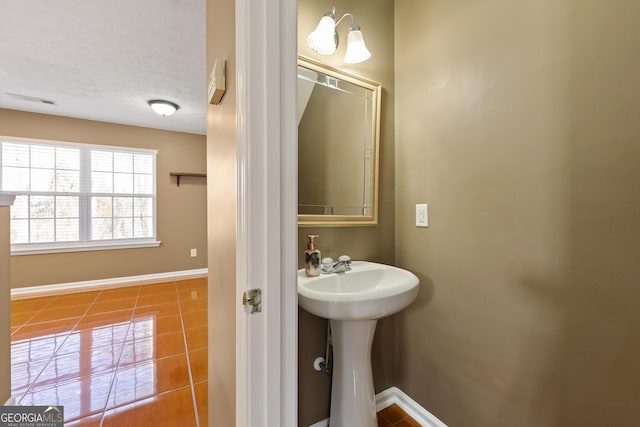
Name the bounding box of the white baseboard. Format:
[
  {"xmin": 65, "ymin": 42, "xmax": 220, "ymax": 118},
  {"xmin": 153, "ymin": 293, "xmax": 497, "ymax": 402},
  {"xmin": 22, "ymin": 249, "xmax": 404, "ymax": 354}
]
[
  {"xmin": 308, "ymin": 387, "xmax": 447, "ymax": 427},
  {"xmin": 10, "ymin": 268, "xmax": 208, "ymax": 299}
]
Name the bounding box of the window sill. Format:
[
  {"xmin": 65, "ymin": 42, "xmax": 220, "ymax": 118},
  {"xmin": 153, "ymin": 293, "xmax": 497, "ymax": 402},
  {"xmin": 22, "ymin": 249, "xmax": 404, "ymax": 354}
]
[{"xmin": 11, "ymin": 240, "xmax": 162, "ymax": 256}]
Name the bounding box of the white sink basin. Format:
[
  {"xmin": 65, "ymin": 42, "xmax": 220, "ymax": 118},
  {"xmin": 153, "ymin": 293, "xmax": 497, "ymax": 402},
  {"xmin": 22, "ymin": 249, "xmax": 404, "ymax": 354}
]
[{"xmin": 297, "ymin": 261, "xmax": 419, "ymax": 320}]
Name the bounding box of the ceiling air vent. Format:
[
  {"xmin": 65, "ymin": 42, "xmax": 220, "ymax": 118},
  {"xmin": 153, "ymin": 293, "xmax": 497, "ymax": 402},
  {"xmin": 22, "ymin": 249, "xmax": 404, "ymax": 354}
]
[{"xmin": 6, "ymin": 92, "xmax": 56, "ymax": 105}]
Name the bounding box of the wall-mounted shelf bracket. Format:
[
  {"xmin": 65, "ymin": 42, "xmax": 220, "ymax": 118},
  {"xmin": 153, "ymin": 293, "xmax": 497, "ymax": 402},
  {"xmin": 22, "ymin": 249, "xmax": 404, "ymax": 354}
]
[{"xmin": 170, "ymin": 172, "xmax": 207, "ymax": 187}]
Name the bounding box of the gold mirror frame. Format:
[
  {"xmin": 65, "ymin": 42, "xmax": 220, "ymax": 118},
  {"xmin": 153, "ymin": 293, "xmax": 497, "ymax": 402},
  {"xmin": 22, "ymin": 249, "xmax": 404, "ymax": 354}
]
[{"xmin": 297, "ymin": 56, "xmax": 381, "ymax": 227}]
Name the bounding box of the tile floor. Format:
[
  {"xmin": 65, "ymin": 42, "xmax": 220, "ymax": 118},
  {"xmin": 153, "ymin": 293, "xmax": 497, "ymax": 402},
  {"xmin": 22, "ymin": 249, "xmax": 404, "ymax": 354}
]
[
  {"xmin": 11, "ymin": 278, "xmax": 420, "ymax": 426},
  {"xmin": 10, "ymin": 278, "xmax": 208, "ymax": 427},
  {"xmin": 377, "ymin": 403, "xmax": 422, "ymax": 426}
]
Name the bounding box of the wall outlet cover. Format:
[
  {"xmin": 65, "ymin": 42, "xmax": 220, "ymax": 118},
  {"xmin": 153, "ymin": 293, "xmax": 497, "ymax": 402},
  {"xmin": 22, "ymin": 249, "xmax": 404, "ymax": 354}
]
[{"xmin": 416, "ymin": 204, "xmax": 428, "ymax": 227}]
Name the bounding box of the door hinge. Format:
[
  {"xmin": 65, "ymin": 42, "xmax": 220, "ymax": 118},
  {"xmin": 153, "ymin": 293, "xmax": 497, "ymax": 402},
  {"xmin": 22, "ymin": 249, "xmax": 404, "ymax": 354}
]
[{"xmin": 242, "ymin": 288, "xmax": 262, "ymax": 314}]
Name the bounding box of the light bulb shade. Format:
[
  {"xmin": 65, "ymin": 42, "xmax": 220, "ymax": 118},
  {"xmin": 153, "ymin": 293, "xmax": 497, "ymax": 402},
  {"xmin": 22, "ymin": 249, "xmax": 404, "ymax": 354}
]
[
  {"xmin": 148, "ymin": 100, "xmax": 179, "ymax": 116},
  {"xmin": 344, "ymin": 27, "xmax": 371, "ymax": 64},
  {"xmin": 307, "ymin": 15, "xmax": 337, "ymax": 55}
]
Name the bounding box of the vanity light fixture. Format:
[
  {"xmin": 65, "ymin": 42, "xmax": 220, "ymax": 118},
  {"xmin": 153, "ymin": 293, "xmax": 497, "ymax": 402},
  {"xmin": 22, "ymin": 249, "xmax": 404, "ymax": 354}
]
[
  {"xmin": 148, "ymin": 99, "xmax": 179, "ymax": 116},
  {"xmin": 307, "ymin": 6, "xmax": 371, "ymax": 64}
]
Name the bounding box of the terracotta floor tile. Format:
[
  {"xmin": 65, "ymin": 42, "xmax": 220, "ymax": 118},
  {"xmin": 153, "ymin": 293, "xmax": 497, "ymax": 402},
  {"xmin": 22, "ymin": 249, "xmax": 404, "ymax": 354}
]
[
  {"xmin": 107, "ymin": 354, "xmax": 191, "ymax": 409},
  {"xmin": 396, "ymin": 417, "xmax": 422, "ymax": 427},
  {"xmin": 11, "ymin": 358, "xmax": 48, "ymax": 395},
  {"xmin": 188, "ymin": 347, "xmax": 208, "ymax": 383},
  {"xmin": 11, "ymin": 334, "xmax": 69, "ymax": 363},
  {"xmin": 194, "ymin": 380, "xmax": 208, "ymax": 427},
  {"xmin": 102, "ymin": 386, "xmax": 197, "ymax": 427},
  {"xmin": 175, "ymin": 277, "xmax": 207, "ymax": 290},
  {"xmin": 46, "ymin": 291, "xmax": 101, "ymax": 309},
  {"xmin": 138, "ymin": 282, "xmax": 176, "ymax": 297},
  {"xmin": 136, "ymin": 292, "xmax": 178, "ymax": 308},
  {"xmin": 97, "ymin": 286, "xmax": 140, "ymax": 301},
  {"xmin": 10, "ymin": 326, "xmax": 18, "ymax": 335},
  {"xmin": 179, "ymin": 298, "xmax": 207, "ymax": 314},
  {"xmin": 122, "ymin": 331, "xmax": 186, "ymax": 363},
  {"xmin": 75, "ymin": 310, "xmax": 132, "ymax": 331},
  {"xmin": 177, "ymin": 288, "xmax": 207, "ymax": 302},
  {"xmin": 181, "ymin": 310, "xmax": 207, "ymax": 330},
  {"xmin": 11, "ymin": 310, "xmax": 37, "ymax": 327},
  {"xmin": 64, "ymin": 413, "xmax": 103, "ymax": 427},
  {"xmin": 126, "ymin": 314, "xmax": 181, "ymax": 339},
  {"xmin": 12, "ymin": 318, "xmax": 78, "ymax": 342},
  {"xmin": 29, "ymin": 305, "xmax": 89, "ymax": 324},
  {"xmin": 85, "ymin": 297, "xmax": 136, "ymax": 315},
  {"xmin": 19, "ymin": 370, "xmax": 115, "ymax": 422},
  {"xmin": 379, "ymin": 404, "xmax": 410, "ymax": 423},
  {"xmin": 184, "ymin": 326, "xmax": 208, "ymax": 351},
  {"xmin": 134, "ymin": 302, "xmax": 180, "ymax": 317},
  {"xmin": 11, "ymin": 296, "xmax": 53, "ymax": 313},
  {"xmin": 61, "ymin": 323, "xmax": 130, "ymax": 353},
  {"xmin": 377, "ymin": 413, "xmax": 393, "ymax": 427}
]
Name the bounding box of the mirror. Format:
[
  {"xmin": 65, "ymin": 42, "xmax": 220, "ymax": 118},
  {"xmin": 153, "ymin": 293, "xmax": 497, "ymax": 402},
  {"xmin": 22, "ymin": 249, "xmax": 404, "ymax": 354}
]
[{"xmin": 297, "ymin": 56, "xmax": 381, "ymax": 226}]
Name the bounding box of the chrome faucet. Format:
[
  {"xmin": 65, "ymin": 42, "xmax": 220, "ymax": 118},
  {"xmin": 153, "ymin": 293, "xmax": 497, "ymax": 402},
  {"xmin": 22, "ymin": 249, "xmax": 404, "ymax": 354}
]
[{"xmin": 321, "ymin": 255, "xmax": 352, "ymax": 274}]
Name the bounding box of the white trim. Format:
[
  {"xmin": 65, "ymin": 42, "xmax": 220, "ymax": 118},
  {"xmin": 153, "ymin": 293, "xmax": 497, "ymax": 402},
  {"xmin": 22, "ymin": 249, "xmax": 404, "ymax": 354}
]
[
  {"xmin": 236, "ymin": 0, "xmax": 297, "ymax": 424},
  {"xmin": 0, "ymin": 135, "xmax": 158, "ymax": 154},
  {"xmin": 11, "ymin": 240, "xmax": 161, "ymax": 256},
  {"xmin": 10, "ymin": 268, "xmax": 208, "ymax": 299},
  {"xmin": 0, "ymin": 194, "xmax": 16, "ymax": 206},
  {"xmin": 309, "ymin": 387, "xmax": 448, "ymax": 427}
]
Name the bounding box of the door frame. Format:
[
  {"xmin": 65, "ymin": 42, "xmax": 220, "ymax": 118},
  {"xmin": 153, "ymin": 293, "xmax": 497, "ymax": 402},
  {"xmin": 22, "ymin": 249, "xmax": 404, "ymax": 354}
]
[{"xmin": 235, "ymin": 0, "xmax": 298, "ymax": 425}]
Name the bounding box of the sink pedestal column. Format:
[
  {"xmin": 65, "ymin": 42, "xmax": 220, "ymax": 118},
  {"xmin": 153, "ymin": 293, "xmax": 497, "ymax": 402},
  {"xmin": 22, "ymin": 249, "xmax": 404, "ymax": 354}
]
[{"xmin": 329, "ymin": 319, "xmax": 378, "ymax": 427}]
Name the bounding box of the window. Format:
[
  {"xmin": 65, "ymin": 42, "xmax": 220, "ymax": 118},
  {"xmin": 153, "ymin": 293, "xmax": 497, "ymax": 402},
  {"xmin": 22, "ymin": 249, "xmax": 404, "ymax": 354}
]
[{"xmin": 0, "ymin": 137, "xmax": 159, "ymax": 254}]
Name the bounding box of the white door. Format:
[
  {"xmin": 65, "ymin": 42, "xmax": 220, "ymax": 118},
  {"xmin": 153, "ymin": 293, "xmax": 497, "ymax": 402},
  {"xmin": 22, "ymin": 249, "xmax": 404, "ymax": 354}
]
[{"xmin": 235, "ymin": 0, "xmax": 298, "ymax": 425}]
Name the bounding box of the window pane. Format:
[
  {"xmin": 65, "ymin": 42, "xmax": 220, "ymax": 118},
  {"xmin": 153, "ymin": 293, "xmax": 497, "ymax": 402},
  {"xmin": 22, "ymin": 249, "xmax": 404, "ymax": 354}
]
[
  {"xmin": 56, "ymin": 170, "xmax": 80, "ymax": 192},
  {"xmin": 11, "ymin": 219, "xmax": 28, "ymax": 243},
  {"xmin": 134, "ymin": 154, "xmax": 153, "ymax": 174},
  {"xmin": 2, "ymin": 167, "xmax": 29, "ymax": 191},
  {"xmin": 134, "ymin": 175, "xmax": 152, "ymax": 194},
  {"xmin": 56, "ymin": 147, "xmax": 80, "ymax": 170},
  {"xmin": 114, "ymin": 218, "xmax": 133, "ymax": 239},
  {"xmin": 92, "ymin": 172, "xmax": 113, "ymax": 193},
  {"xmin": 2, "ymin": 143, "xmax": 29, "ymax": 167},
  {"xmin": 31, "ymin": 168, "xmax": 56, "ymax": 191},
  {"xmin": 134, "ymin": 217, "xmax": 152, "ymax": 238},
  {"xmin": 114, "ymin": 173, "xmax": 133, "ymax": 193},
  {"xmin": 134, "ymin": 198, "xmax": 152, "ymax": 217},
  {"xmin": 10, "ymin": 196, "xmax": 28, "ymax": 219},
  {"xmin": 114, "ymin": 153, "xmax": 133, "ymax": 173},
  {"xmin": 31, "ymin": 219, "xmax": 55, "ymax": 242},
  {"xmin": 91, "ymin": 218, "xmax": 112, "ymax": 240},
  {"xmin": 92, "ymin": 151, "xmax": 113, "ymax": 172},
  {"xmin": 91, "ymin": 197, "xmax": 112, "ymax": 218},
  {"xmin": 56, "ymin": 196, "xmax": 79, "ymax": 218},
  {"xmin": 30, "ymin": 196, "xmax": 54, "ymax": 218},
  {"xmin": 31, "ymin": 146, "xmax": 55, "ymax": 168},
  {"xmin": 56, "ymin": 219, "xmax": 79, "ymax": 242},
  {"xmin": 114, "ymin": 197, "xmax": 133, "ymax": 217}
]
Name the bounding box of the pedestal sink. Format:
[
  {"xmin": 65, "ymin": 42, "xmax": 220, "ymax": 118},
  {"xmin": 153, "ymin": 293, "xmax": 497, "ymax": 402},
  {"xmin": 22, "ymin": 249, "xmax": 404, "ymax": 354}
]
[{"xmin": 298, "ymin": 261, "xmax": 419, "ymax": 427}]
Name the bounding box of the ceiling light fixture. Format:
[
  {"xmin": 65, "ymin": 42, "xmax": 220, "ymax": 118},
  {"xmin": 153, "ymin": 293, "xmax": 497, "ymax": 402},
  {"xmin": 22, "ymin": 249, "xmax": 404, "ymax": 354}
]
[
  {"xmin": 148, "ymin": 99, "xmax": 179, "ymax": 117},
  {"xmin": 307, "ymin": 6, "xmax": 371, "ymax": 64}
]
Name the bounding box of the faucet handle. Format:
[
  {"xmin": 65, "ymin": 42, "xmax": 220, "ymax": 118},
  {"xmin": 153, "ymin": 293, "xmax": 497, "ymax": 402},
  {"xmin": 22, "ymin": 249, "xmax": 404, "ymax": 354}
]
[{"xmin": 338, "ymin": 255, "xmax": 351, "ymax": 264}]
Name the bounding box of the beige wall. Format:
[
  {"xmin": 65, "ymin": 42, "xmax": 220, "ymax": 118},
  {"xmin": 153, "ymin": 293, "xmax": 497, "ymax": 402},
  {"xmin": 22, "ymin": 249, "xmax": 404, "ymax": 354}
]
[
  {"xmin": 205, "ymin": 0, "xmax": 236, "ymax": 424},
  {"xmin": 297, "ymin": 0, "xmax": 395, "ymax": 425},
  {"xmin": 395, "ymin": 1, "xmax": 640, "ymax": 426},
  {"xmin": 0, "ymin": 204, "xmax": 11, "ymax": 402},
  {"xmin": 0, "ymin": 109, "xmax": 207, "ymax": 288}
]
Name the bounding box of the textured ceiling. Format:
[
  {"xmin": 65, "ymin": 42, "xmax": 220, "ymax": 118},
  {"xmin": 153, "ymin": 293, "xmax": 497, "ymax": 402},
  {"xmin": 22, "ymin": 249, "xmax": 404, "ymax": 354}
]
[{"xmin": 0, "ymin": 0, "xmax": 206, "ymax": 135}]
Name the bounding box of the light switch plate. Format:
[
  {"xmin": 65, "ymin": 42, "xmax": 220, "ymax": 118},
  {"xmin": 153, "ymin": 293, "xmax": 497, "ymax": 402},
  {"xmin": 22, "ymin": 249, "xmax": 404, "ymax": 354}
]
[
  {"xmin": 190, "ymin": 248, "xmax": 197, "ymax": 257},
  {"xmin": 416, "ymin": 204, "xmax": 428, "ymax": 227}
]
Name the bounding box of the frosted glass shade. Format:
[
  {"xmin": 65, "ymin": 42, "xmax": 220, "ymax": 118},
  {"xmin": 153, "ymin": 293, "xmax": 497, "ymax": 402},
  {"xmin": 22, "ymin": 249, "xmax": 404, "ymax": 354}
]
[
  {"xmin": 307, "ymin": 15, "xmax": 337, "ymax": 55},
  {"xmin": 148, "ymin": 100, "xmax": 179, "ymax": 116},
  {"xmin": 344, "ymin": 28, "xmax": 371, "ymax": 64}
]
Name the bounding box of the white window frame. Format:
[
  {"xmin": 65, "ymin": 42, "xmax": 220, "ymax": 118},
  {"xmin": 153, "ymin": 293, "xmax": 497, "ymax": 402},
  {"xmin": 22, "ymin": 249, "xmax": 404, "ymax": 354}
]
[{"xmin": 0, "ymin": 136, "xmax": 160, "ymax": 255}]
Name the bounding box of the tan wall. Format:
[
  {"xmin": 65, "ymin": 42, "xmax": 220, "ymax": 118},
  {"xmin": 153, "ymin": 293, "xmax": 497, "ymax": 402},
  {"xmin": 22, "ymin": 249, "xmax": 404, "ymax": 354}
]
[
  {"xmin": 297, "ymin": 0, "xmax": 395, "ymax": 425},
  {"xmin": 0, "ymin": 205, "xmax": 11, "ymax": 402},
  {"xmin": 0, "ymin": 109, "xmax": 207, "ymax": 288},
  {"xmin": 395, "ymin": 1, "xmax": 640, "ymax": 426},
  {"xmin": 205, "ymin": 0, "xmax": 236, "ymax": 424}
]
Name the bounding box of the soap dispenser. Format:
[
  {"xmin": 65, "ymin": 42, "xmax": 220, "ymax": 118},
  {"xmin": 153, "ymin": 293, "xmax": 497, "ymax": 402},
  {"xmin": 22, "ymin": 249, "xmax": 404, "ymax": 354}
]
[{"xmin": 304, "ymin": 235, "xmax": 321, "ymax": 277}]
